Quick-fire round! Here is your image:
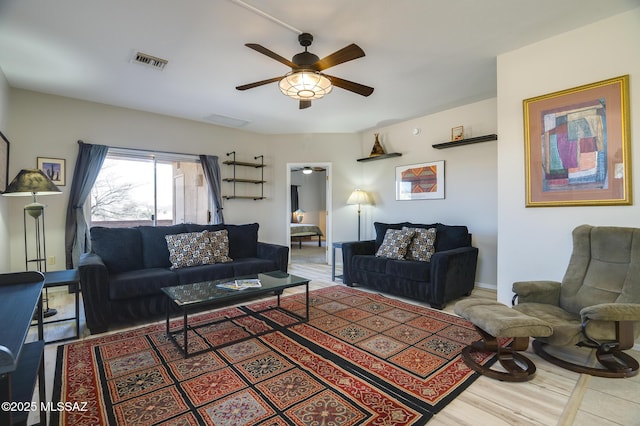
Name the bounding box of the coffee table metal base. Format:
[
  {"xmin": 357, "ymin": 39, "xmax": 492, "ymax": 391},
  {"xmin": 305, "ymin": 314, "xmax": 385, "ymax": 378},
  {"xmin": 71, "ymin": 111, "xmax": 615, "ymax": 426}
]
[{"xmin": 165, "ymin": 282, "xmax": 309, "ymax": 358}]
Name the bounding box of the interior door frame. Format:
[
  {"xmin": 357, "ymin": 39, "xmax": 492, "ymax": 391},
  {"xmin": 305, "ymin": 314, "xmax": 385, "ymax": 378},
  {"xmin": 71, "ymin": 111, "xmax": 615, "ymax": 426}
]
[{"xmin": 286, "ymin": 162, "xmax": 332, "ymax": 265}]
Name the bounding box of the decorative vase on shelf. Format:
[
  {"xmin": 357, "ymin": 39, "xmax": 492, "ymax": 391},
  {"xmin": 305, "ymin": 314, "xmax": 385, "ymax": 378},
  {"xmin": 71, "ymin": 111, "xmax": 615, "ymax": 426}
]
[{"xmin": 369, "ymin": 133, "xmax": 386, "ymax": 157}]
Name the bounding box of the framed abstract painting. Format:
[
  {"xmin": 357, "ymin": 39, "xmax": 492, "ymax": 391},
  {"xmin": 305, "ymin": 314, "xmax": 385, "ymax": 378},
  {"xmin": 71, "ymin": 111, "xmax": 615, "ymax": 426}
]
[
  {"xmin": 396, "ymin": 161, "xmax": 444, "ymax": 200},
  {"xmin": 523, "ymin": 75, "xmax": 631, "ymax": 207}
]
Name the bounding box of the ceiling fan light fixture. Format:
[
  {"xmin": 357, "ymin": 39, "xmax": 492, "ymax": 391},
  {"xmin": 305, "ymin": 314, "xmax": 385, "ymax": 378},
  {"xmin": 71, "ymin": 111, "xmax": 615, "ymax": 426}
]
[
  {"xmin": 302, "ymin": 167, "xmax": 313, "ymax": 174},
  {"xmin": 279, "ymin": 70, "xmax": 332, "ymax": 100}
]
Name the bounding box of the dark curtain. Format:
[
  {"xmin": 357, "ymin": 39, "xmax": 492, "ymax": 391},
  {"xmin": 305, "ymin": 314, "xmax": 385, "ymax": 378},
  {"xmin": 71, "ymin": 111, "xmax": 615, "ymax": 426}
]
[
  {"xmin": 199, "ymin": 154, "xmax": 224, "ymax": 224},
  {"xmin": 64, "ymin": 141, "xmax": 109, "ymax": 268},
  {"xmin": 291, "ymin": 185, "xmax": 299, "ymax": 213}
]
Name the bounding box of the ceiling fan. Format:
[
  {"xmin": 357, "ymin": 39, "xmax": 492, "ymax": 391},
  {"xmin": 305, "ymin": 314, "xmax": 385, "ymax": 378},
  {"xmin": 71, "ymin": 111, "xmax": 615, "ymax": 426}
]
[
  {"xmin": 236, "ymin": 32, "xmax": 374, "ymax": 109},
  {"xmin": 292, "ymin": 166, "xmax": 326, "ymax": 174}
]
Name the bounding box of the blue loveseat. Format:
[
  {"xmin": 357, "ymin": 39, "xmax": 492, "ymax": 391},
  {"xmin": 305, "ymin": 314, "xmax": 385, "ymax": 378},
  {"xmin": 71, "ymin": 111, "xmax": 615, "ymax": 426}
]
[
  {"xmin": 78, "ymin": 223, "xmax": 288, "ymax": 334},
  {"xmin": 341, "ymin": 222, "xmax": 478, "ymax": 309}
]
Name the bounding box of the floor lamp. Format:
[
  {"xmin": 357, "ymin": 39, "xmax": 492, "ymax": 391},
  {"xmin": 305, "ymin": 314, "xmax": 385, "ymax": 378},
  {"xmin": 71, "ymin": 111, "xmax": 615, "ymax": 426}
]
[
  {"xmin": 346, "ymin": 189, "xmax": 370, "ymax": 241},
  {"xmin": 3, "ymin": 169, "xmax": 62, "ymax": 317}
]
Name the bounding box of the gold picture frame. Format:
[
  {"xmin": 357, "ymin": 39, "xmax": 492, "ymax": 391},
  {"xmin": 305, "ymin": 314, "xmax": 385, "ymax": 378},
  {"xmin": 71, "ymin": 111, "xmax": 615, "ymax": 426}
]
[
  {"xmin": 37, "ymin": 157, "xmax": 66, "ymax": 186},
  {"xmin": 0, "ymin": 131, "xmax": 9, "ymax": 192},
  {"xmin": 523, "ymin": 75, "xmax": 631, "ymax": 207}
]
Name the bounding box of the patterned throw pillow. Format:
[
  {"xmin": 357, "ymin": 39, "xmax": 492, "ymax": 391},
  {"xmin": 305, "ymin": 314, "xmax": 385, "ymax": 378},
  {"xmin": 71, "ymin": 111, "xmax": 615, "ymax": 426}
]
[
  {"xmin": 206, "ymin": 230, "xmax": 232, "ymax": 263},
  {"xmin": 165, "ymin": 230, "xmax": 232, "ymax": 269},
  {"xmin": 375, "ymin": 228, "xmax": 415, "ymax": 260},
  {"xmin": 403, "ymin": 227, "xmax": 437, "ymax": 262}
]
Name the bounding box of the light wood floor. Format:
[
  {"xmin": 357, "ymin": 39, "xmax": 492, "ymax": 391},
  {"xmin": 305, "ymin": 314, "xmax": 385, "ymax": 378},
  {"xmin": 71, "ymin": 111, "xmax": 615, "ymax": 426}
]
[{"xmin": 30, "ymin": 261, "xmax": 640, "ymax": 426}]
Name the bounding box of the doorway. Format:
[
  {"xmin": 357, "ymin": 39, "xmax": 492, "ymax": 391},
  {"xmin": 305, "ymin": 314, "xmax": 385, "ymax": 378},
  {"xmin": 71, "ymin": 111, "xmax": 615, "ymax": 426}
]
[{"xmin": 286, "ymin": 163, "xmax": 332, "ymax": 265}]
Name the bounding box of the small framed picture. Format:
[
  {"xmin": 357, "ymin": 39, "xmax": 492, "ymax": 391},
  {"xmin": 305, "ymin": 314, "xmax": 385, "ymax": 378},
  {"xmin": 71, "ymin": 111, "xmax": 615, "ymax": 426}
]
[
  {"xmin": 37, "ymin": 157, "xmax": 66, "ymax": 186},
  {"xmin": 451, "ymin": 126, "xmax": 464, "ymax": 141}
]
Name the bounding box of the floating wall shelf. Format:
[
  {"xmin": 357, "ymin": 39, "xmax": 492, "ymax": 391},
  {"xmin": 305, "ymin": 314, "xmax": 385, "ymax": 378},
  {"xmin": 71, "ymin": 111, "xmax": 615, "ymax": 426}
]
[
  {"xmin": 357, "ymin": 152, "xmax": 402, "ymax": 162},
  {"xmin": 223, "ymin": 152, "xmax": 265, "ymax": 200},
  {"xmin": 432, "ymin": 134, "xmax": 497, "ymax": 149}
]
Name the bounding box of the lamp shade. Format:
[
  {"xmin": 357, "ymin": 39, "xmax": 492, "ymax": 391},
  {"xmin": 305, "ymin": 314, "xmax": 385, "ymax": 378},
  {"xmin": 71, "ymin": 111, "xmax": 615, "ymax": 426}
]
[
  {"xmin": 279, "ymin": 70, "xmax": 332, "ymax": 100},
  {"xmin": 346, "ymin": 189, "xmax": 370, "ymax": 206},
  {"xmin": 3, "ymin": 169, "xmax": 61, "ymax": 196}
]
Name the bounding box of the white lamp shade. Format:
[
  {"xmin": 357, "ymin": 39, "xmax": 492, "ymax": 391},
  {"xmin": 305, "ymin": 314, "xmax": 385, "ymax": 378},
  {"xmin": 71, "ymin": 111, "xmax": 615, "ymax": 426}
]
[
  {"xmin": 279, "ymin": 70, "xmax": 332, "ymax": 100},
  {"xmin": 347, "ymin": 189, "xmax": 370, "ymax": 205}
]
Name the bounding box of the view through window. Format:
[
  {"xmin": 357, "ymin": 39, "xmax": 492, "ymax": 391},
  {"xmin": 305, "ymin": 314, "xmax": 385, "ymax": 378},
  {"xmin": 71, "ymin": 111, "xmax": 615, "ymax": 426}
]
[{"xmin": 90, "ymin": 149, "xmax": 210, "ymax": 227}]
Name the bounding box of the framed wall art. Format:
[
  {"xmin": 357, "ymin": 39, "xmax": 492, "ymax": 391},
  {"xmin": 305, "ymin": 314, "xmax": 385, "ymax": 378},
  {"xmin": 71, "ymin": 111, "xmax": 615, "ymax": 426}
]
[
  {"xmin": 451, "ymin": 125, "xmax": 464, "ymax": 141},
  {"xmin": 37, "ymin": 157, "xmax": 66, "ymax": 186},
  {"xmin": 0, "ymin": 131, "xmax": 9, "ymax": 192},
  {"xmin": 523, "ymin": 75, "xmax": 631, "ymax": 207},
  {"xmin": 396, "ymin": 161, "xmax": 445, "ymax": 200}
]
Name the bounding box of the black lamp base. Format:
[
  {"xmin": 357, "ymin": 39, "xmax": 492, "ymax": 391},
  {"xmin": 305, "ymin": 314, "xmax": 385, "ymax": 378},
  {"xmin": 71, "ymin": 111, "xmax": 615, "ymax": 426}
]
[
  {"xmin": 33, "ymin": 307, "xmax": 57, "ymax": 321},
  {"xmin": 43, "ymin": 308, "xmax": 58, "ymax": 318}
]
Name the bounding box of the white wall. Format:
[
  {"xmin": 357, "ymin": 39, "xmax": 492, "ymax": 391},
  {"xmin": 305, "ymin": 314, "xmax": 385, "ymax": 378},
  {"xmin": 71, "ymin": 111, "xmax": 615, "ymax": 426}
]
[
  {"xmin": 0, "ymin": 67, "xmax": 9, "ymax": 272},
  {"xmin": 357, "ymin": 98, "xmax": 498, "ymax": 287},
  {"xmin": 5, "ymin": 89, "xmax": 362, "ymax": 271},
  {"xmin": 496, "ymin": 8, "xmax": 640, "ymax": 304}
]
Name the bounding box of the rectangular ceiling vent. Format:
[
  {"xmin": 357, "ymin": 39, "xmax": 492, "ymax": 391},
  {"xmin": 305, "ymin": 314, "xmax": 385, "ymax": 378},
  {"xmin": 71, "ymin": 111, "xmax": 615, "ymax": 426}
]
[{"xmin": 132, "ymin": 52, "xmax": 168, "ymax": 70}]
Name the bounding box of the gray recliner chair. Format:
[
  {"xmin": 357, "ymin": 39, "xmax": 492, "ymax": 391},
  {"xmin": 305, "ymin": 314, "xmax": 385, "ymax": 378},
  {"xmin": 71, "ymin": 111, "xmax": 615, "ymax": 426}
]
[{"xmin": 512, "ymin": 224, "xmax": 640, "ymax": 378}]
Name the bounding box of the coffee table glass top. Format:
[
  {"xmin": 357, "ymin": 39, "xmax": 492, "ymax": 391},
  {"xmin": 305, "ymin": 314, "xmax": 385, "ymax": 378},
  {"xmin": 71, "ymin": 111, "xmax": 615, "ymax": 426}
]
[{"xmin": 162, "ymin": 271, "xmax": 309, "ymax": 307}]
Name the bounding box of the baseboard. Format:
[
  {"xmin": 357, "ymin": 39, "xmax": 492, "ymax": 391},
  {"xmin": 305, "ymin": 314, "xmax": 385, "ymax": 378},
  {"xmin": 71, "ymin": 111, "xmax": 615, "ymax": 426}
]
[{"xmin": 475, "ymin": 282, "xmax": 497, "ymax": 291}]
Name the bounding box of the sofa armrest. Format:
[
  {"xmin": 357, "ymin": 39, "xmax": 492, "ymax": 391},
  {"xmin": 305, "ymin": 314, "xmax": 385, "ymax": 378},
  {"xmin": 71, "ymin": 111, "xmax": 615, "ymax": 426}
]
[
  {"xmin": 78, "ymin": 252, "xmax": 111, "ymax": 334},
  {"xmin": 512, "ymin": 280, "xmax": 561, "ymax": 306},
  {"xmin": 429, "ymin": 246, "xmax": 478, "ymax": 309},
  {"xmin": 257, "ymin": 242, "xmax": 289, "ymax": 273},
  {"xmin": 341, "ymin": 240, "xmax": 376, "ymax": 285},
  {"xmin": 580, "ymin": 303, "xmax": 640, "ymax": 322}
]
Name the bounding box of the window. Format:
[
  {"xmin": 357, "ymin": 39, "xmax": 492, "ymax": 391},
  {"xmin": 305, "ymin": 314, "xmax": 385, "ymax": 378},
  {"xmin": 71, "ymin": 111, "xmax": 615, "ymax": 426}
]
[{"xmin": 90, "ymin": 148, "xmax": 210, "ymax": 227}]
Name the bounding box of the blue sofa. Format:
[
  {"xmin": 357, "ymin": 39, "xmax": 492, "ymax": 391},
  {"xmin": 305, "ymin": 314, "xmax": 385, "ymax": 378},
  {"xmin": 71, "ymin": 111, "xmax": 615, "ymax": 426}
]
[
  {"xmin": 78, "ymin": 223, "xmax": 288, "ymax": 334},
  {"xmin": 341, "ymin": 222, "xmax": 478, "ymax": 309}
]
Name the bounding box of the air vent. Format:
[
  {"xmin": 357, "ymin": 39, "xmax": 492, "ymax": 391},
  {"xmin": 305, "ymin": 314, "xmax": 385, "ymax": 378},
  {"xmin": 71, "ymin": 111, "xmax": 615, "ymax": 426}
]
[
  {"xmin": 204, "ymin": 114, "xmax": 250, "ymax": 128},
  {"xmin": 132, "ymin": 52, "xmax": 168, "ymax": 70}
]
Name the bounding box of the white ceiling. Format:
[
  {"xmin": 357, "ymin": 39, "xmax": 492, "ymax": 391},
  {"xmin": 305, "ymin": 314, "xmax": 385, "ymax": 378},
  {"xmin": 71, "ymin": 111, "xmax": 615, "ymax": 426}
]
[{"xmin": 0, "ymin": 0, "xmax": 637, "ymax": 134}]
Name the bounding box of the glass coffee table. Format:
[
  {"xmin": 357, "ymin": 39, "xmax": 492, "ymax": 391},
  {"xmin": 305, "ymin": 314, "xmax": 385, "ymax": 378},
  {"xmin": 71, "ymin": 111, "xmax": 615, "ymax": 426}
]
[{"xmin": 162, "ymin": 271, "xmax": 309, "ymax": 357}]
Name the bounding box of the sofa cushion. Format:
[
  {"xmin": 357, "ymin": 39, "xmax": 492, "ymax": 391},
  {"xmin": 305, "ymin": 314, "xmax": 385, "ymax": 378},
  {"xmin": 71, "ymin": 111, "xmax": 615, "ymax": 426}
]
[
  {"xmin": 434, "ymin": 224, "xmax": 471, "ymax": 251},
  {"xmin": 138, "ymin": 224, "xmax": 187, "ymax": 268},
  {"xmin": 184, "ymin": 223, "xmax": 226, "ymax": 233},
  {"xmin": 373, "ymin": 222, "xmax": 410, "ymax": 250},
  {"xmin": 385, "ymin": 259, "xmax": 431, "ymax": 281},
  {"xmin": 208, "ymin": 230, "xmax": 233, "ymax": 262},
  {"xmin": 404, "ymin": 226, "xmax": 437, "ymax": 261},
  {"xmin": 376, "ymin": 228, "xmax": 415, "ymax": 260},
  {"xmin": 109, "ymin": 268, "xmax": 178, "ymax": 300},
  {"xmin": 165, "ymin": 230, "xmax": 232, "ymax": 269},
  {"xmin": 352, "ymin": 255, "xmax": 388, "ymax": 274},
  {"xmin": 231, "ymin": 258, "xmax": 278, "ymax": 276},
  {"xmin": 91, "ymin": 227, "xmax": 143, "ymax": 273},
  {"xmin": 174, "ymin": 263, "xmax": 235, "ymax": 285},
  {"xmin": 226, "ymin": 223, "xmax": 259, "ymax": 259}
]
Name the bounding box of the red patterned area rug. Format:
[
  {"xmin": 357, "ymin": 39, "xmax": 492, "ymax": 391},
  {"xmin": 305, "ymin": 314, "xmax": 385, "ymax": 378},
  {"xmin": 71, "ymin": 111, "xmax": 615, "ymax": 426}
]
[{"xmin": 52, "ymin": 286, "xmax": 496, "ymax": 425}]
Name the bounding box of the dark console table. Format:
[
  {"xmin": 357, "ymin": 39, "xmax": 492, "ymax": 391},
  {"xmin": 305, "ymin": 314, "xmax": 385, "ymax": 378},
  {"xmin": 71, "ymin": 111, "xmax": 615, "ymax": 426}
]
[{"xmin": 0, "ymin": 272, "xmax": 46, "ymax": 426}]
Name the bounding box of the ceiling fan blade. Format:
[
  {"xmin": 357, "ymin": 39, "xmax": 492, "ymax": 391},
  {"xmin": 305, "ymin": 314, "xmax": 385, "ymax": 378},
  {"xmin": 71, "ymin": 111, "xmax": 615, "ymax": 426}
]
[
  {"xmin": 245, "ymin": 43, "xmax": 297, "ymax": 69},
  {"xmin": 236, "ymin": 77, "xmax": 282, "ymax": 91},
  {"xmin": 325, "ymin": 75, "xmax": 374, "ymax": 97},
  {"xmin": 299, "ymin": 100, "xmax": 312, "ymax": 109},
  {"xmin": 313, "ymin": 44, "xmax": 365, "ymax": 71}
]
